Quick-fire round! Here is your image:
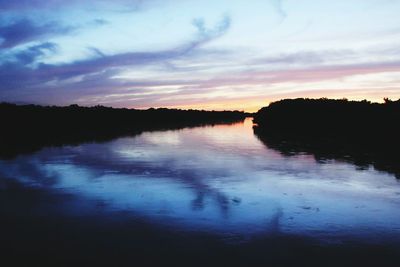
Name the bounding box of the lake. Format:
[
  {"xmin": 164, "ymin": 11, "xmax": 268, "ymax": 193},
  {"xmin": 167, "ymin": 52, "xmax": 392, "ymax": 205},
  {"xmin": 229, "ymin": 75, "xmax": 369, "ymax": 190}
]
[{"xmin": 1, "ymin": 118, "xmax": 399, "ymax": 266}]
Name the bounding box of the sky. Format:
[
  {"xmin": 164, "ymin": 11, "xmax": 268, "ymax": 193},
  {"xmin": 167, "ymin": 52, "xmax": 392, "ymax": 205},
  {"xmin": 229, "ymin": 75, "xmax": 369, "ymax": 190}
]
[{"xmin": 0, "ymin": 0, "xmax": 400, "ymax": 111}]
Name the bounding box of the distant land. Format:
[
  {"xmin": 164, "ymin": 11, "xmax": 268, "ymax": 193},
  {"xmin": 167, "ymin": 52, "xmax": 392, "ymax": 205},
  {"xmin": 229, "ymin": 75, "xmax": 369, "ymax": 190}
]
[
  {"xmin": 253, "ymin": 98, "xmax": 400, "ymax": 178},
  {"xmin": 0, "ymin": 103, "xmax": 248, "ymax": 159},
  {"xmin": 3, "ymin": 99, "xmax": 400, "ymax": 178}
]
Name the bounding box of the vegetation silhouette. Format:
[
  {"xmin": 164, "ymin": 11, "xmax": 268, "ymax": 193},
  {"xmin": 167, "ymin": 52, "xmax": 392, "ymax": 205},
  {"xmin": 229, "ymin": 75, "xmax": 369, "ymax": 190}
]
[
  {"xmin": 0, "ymin": 103, "xmax": 247, "ymax": 159},
  {"xmin": 253, "ymin": 98, "xmax": 400, "ymax": 178}
]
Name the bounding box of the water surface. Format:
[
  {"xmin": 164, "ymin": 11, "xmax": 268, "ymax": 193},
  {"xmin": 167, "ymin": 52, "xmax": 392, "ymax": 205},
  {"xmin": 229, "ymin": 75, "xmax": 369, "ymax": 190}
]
[{"xmin": 1, "ymin": 118, "xmax": 399, "ymax": 266}]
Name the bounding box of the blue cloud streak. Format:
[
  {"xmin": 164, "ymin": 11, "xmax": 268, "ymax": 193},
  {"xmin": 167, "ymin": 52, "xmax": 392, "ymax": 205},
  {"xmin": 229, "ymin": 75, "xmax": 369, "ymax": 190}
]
[{"xmin": 0, "ymin": 19, "xmax": 72, "ymax": 49}]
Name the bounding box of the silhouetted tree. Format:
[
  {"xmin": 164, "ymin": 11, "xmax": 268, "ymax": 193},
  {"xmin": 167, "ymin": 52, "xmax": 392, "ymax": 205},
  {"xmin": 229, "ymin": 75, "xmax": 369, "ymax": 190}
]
[
  {"xmin": 0, "ymin": 103, "xmax": 247, "ymax": 159},
  {"xmin": 253, "ymin": 98, "xmax": 400, "ymax": 178}
]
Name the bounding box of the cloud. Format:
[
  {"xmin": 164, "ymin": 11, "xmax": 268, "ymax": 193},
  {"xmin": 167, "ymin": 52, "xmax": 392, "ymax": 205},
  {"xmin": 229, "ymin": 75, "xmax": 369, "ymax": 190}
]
[
  {"xmin": 193, "ymin": 60, "xmax": 400, "ymax": 90},
  {"xmin": 252, "ymin": 49, "xmax": 355, "ymax": 66},
  {"xmin": 13, "ymin": 42, "xmax": 58, "ymax": 65},
  {"xmin": 32, "ymin": 16, "xmax": 230, "ymax": 82},
  {"xmin": 27, "ymin": 60, "xmax": 400, "ymax": 107},
  {"xmin": 185, "ymin": 15, "xmax": 231, "ymax": 52},
  {"xmin": 0, "ymin": 19, "xmax": 72, "ymax": 49},
  {"xmin": 88, "ymin": 47, "xmax": 106, "ymax": 58},
  {"xmin": 270, "ymin": 0, "xmax": 287, "ymax": 20},
  {"xmin": 92, "ymin": 19, "xmax": 109, "ymax": 26},
  {"xmin": 0, "ymin": 42, "xmax": 59, "ymax": 91},
  {"xmin": 0, "ymin": 0, "xmax": 150, "ymax": 12},
  {"xmin": 0, "ymin": 0, "xmax": 46, "ymax": 10},
  {"xmin": 0, "ymin": 15, "xmax": 232, "ymax": 100},
  {"xmin": 192, "ymin": 18, "xmax": 207, "ymax": 36}
]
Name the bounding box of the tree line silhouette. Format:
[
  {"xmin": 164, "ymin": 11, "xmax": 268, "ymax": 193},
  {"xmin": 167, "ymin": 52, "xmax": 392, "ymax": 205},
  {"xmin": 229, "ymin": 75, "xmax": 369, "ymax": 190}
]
[
  {"xmin": 253, "ymin": 98, "xmax": 400, "ymax": 178},
  {"xmin": 0, "ymin": 103, "xmax": 247, "ymax": 159}
]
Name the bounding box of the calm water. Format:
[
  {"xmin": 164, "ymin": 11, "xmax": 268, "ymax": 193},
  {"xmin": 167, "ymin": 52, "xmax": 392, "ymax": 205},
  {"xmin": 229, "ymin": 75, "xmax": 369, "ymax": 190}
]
[{"xmin": 1, "ymin": 118, "xmax": 400, "ymax": 266}]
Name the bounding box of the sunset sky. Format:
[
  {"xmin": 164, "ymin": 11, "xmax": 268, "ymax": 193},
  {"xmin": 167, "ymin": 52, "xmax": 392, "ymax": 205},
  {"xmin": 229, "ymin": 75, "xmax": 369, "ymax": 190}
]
[{"xmin": 1, "ymin": 0, "xmax": 400, "ymax": 111}]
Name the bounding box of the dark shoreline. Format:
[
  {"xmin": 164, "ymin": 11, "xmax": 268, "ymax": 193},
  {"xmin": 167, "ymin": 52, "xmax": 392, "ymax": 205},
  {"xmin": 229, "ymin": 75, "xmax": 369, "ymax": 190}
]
[
  {"xmin": 0, "ymin": 103, "xmax": 248, "ymax": 159},
  {"xmin": 253, "ymin": 98, "xmax": 400, "ymax": 178}
]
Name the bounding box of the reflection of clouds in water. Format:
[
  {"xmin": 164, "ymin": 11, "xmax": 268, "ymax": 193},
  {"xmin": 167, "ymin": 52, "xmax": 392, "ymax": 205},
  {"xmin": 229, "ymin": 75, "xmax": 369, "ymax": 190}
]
[
  {"xmin": 140, "ymin": 131, "xmax": 182, "ymax": 146},
  {"xmin": 0, "ymin": 120, "xmax": 400, "ymax": 241}
]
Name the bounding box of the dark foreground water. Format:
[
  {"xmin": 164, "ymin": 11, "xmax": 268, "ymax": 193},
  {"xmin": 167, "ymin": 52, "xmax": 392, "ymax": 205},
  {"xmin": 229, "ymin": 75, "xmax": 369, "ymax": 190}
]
[{"xmin": 1, "ymin": 118, "xmax": 400, "ymax": 266}]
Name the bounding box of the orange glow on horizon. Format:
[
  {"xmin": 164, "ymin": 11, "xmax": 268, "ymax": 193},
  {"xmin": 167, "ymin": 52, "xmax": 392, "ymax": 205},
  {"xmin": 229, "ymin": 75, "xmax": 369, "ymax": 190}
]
[{"xmin": 129, "ymin": 91, "xmax": 400, "ymax": 113}]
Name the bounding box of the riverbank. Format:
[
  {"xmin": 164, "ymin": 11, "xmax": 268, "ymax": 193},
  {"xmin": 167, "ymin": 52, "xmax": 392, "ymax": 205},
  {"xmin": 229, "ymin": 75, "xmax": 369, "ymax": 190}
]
[
  {"xmin": 0, "ymin": 103, "xmax": 247, "ymax": 159},
  {"xmin": 253, "ymin": 98, "xmax": 400, "ymax": 178}
]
